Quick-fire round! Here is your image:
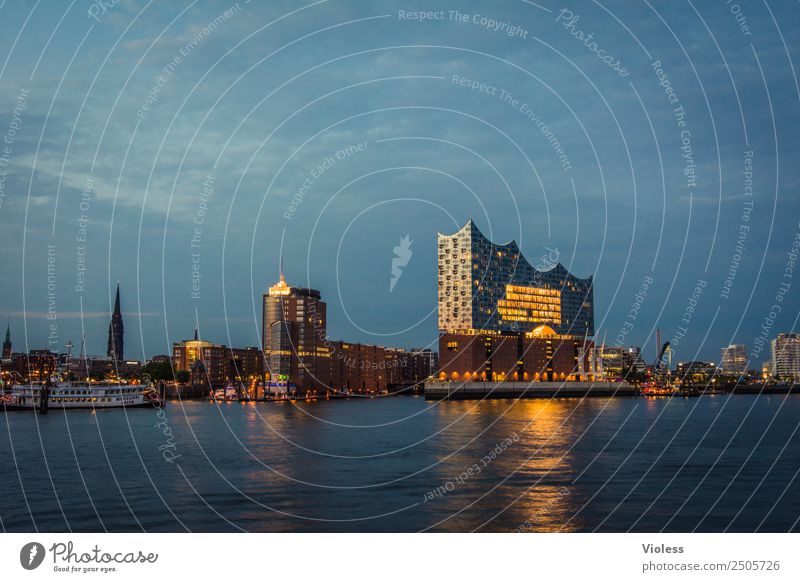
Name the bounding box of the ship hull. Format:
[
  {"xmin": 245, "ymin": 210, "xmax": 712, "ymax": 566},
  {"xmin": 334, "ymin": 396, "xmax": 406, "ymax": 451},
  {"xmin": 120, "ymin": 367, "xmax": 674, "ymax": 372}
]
[
  {"xmin": 2, "ymin": 382, "xmax": 165, "ymax": 411},
  {"xmin": 1, "ymin": 400, "xmax": 160, "ymax": 411}
]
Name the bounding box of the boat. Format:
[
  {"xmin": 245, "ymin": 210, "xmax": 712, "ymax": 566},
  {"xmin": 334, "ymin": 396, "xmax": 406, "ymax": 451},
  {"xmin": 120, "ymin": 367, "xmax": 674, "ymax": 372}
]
[
  {"xmin": 0, "ymin": 380, "xmax": 163, "ymax": 411},
  {"xmin": 641, "ymin": 385, "xmax": 677, "ymax": 397},
  {"xmin": 211, "ymin": 385, "xmax": 239, "ymax": 401}
]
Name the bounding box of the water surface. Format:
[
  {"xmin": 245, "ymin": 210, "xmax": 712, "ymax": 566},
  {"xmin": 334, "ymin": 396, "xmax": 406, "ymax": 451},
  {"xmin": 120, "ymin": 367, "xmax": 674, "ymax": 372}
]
[{"xmin": 1, "ymin": 394, "xmax": 798, "ymax": 532}]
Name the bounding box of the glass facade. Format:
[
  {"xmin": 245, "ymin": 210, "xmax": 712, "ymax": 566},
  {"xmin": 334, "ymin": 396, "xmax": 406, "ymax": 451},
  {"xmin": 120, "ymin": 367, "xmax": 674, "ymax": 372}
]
[{"xmin": 438, "ymin": 220, "xmax": 594, "ymax": 336}]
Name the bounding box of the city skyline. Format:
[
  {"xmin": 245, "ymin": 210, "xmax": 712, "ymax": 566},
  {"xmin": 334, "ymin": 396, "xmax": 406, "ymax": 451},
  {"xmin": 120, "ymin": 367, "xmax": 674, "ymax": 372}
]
[
  {"xmin": 2, "ymin": 218, "xmax": 797, "ymax": 369},
  {"xmin": 3, "ymin": 228, "xmax": 797, "ymax": 382}
]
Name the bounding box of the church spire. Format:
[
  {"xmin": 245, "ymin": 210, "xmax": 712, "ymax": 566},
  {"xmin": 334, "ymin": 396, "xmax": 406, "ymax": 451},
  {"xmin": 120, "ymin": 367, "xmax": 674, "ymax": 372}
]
[
  {"xmin": 107, "ymin": 283, "xmax": 124, "ymax": 361},
  {"xmin": 2, "ymin": 319, "xmax": 11, "ymax": 359},
  {"xmin": 113, "ymin": 283, "xmax": 121, "ymax": 314}
]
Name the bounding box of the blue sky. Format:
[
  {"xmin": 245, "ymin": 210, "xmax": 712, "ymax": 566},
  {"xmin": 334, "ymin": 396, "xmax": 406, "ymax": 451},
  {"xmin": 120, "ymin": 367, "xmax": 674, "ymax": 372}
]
[{"xmin": 0, "ymin": 0, "xmax": 798, "ymax": 365}]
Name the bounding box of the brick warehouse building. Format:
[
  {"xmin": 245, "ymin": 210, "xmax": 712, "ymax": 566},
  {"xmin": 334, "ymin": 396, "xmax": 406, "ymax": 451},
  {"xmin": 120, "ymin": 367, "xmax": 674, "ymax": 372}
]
[
  {"xmin": 438, "ymin": 327, "xmax": 597, "ymax": 382},
  {"xmin": 437, "ymin": 220, "xmax": 599, "ymax": 382},
  {"xmin": 172, "ymin": 332, "xmax": 264, "ymax": 391}
]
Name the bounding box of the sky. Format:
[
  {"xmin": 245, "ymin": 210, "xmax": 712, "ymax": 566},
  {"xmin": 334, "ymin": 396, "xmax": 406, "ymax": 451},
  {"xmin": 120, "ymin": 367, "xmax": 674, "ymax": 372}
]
[{"xmin": 0, "ymin": 0, "xmax": 798, "ymax": 366}]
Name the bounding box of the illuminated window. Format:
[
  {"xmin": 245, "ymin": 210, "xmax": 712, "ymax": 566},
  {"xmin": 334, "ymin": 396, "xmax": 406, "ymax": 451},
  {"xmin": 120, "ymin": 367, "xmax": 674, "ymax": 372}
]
[{"xmin": 497, "ymin": 285, "xmax": 562, "ymax": 324}]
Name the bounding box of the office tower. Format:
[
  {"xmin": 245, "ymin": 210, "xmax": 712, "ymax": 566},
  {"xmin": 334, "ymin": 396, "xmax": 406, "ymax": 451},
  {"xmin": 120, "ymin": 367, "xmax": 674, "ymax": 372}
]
[
  {"xmin": 262, "ymin": 271, "xmax": 328, "ymax": 394},
  {"xmin": 720, "ymin": 344, "xmax": 747, "ymax": 375}
]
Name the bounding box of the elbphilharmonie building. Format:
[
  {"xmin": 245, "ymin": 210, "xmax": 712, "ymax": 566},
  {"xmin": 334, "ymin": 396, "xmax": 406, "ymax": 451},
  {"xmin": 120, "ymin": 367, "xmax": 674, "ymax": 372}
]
[{"xmin": 438, "ymin": 220, "xmax": 594, "ymax": 338}]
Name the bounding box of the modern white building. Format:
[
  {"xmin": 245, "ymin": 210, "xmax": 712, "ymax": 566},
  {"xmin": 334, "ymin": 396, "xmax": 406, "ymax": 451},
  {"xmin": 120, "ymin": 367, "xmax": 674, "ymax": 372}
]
[
  {"xmin": 720, "ymin": 344, "xmax": 747, "ymax": 375},
  {"xmin": 771, "ymin": 333, "xmax": 800, "ymax": 380}
]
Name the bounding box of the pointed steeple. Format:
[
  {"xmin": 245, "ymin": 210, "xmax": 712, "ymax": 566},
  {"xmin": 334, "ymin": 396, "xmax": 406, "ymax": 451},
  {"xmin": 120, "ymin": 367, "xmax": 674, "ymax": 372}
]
[
  {"xmin": 2, "ymin": 319, "xmax": 11, "ymax": 359},
  {"xmin": 113, "ymin": 283, "xmax": 121, "ymax": 315},
  {"xmin": 107, "ymin": 283, "xmax": 124, "ymax": 361},
  {"xmin": 194, "ymin": 327, "xmax": 199, "ymax": 341}
]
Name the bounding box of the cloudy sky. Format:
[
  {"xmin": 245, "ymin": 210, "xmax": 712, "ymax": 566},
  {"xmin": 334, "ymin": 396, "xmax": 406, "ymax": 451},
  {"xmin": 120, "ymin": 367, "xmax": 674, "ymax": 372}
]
[{"xmin": 0, "ymin": 0, "xmax": 798, "ymax": 365}]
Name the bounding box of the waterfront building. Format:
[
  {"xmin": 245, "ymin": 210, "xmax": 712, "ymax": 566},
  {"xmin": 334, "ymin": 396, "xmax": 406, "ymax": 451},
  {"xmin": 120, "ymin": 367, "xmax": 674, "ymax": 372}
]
[
  {"xmin": 408, "ymin": 348, "xmax": 439, "ymax": 383},
  {"xmin": 68, "ymin": 355, "xmax": 140, "ymax": 380},
  {"xmin": 720, "ymin": 344, "xmax": 747, "ymax": 375},
  {"xmin": 676, "ymin": 361, "xmax": 716, "ymax": 384},
  {"xmin": 437, "ymin": 220, "xmax": 597, "ymax": 382},
  {"xmin": 2, "ymin": 321, "xmax": 11, "ymax": 360},
  {"xmin": 326, "ymin": 341, "xmax": 388, "ymax": 393},
  {"xmin": 438, "ymin": 326, "xmax": 597, "ymax": 382},
  {"xmin": 11, "ymin": 350, "xmax": 57, "ymax": 382},
  {"xmin": 107, "ymin": 284, "xmax": 124, "ymax": 361},
  {"xmin": 771, "ymin": 333, "xmax": 800, "ymax": 381},
  {"xmin": 261, "ymin": 271, "xmax": 329, "ymax": 394},
  {"xmin": 598, "ymin": 346, "xmax": 625, "ymax": 378},
  {"xmin": 624, "ymin": 346, "xmax": 648, "ymax": 374},
  {"xmin": 600, "ymin": 345, "xmax": 647, "ymax": 379},
  {"xmin": 383, "ymin": 347, "xmax": 438, "ymax": 386},
  {"xmin": 172, "ymin": 332, "xmax": 264, "ymax": 390}
]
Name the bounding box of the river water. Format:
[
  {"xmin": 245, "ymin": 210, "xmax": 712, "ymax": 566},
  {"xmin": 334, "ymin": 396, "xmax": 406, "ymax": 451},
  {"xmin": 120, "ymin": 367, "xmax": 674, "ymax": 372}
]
[{"xmin": 1, "ymin": 394, "xmax": 798, "ymax": 532}]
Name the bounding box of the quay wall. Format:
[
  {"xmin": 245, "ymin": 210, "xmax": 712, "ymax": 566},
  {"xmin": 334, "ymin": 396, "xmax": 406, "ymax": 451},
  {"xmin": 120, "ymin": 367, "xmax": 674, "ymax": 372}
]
[{"xmin": 425, "ymin": 380, "xmax": 636, "ymax": 400}]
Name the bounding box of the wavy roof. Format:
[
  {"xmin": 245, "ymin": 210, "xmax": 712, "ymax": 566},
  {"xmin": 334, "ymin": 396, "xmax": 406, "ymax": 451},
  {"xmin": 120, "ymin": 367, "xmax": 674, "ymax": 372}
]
[{"xmin": 440, "ymin": 219, "xmax": 593, "ymax": 282}]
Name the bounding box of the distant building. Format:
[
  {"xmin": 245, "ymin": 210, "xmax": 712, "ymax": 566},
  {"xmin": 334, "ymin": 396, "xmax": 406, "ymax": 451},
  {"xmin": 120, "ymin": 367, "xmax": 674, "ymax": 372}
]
[
  {"xmin": 172, "ymin": 333, "xmax": 264, "ymax": 390},
  {"xmin": 383, "ymin": 347, "xmax": 439, "ymax": 389},
  {"xmin": 2, "ymin": 321, "xmax": 11, "ymax": 360},
  {"xmin": 598, "ymin": 346, "xmax": 626, "ymax": 378},
  {"xmin": 771, "ymin": 333, "xmax": 800, "ymax": 381},
  {"xmin": 408, "ymin": 348, "xmax": 439, "ymax": 383},
  {"xmin": 597, "ymin": 345, "xmax": 646, "ymax": 379},
  {"xmin": 67, "ymin": 355, "xmax": 140, "ymax": 380},
  {"xmin": 720, "ymin": 344, "xmax": 747, "ymax": 375},
  {"xmin": 676, "ymin": 361, "xmax": 716, "ymax": 384},
  {"xmin": 624, "ymin": 346, "xmax": 648, "ymax": 374},
  {"xmin": 11, "ymin": 350, "xmax": 57, "ymax": 382},
  {"xmin": 107, "ymin": 284, "xmax": 124, "ymax": 361}
]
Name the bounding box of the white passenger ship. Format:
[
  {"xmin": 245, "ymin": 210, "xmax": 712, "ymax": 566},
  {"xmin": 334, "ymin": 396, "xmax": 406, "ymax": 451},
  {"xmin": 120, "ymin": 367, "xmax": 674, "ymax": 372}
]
[{"xmin": 0, "ymin": 381, "xmax": 162, "ymax": 410}]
